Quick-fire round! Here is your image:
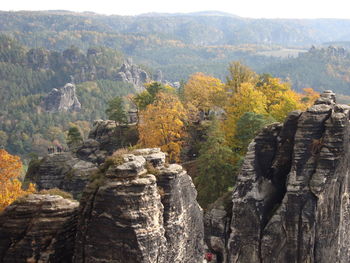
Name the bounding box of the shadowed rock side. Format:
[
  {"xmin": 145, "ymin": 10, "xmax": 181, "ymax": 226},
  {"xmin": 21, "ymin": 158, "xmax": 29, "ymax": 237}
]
[
  {"xmin": 204, "ymin": 192, "xmax": 232, "ymax": 263},
  {"xmin": 25, "ymin": 152, "xmax": 98, "ymax": 199},
  {"xmin": 76, "ymin": 120, "xmax": 139, "ymax": 164},
  {"xmin": 0, "ymin": 194, "xmax": 79, "ymax": 263},
  {"xmin": 227, "ymin": 90, "xmax": 350, "ymax": 263},
  {"xmin": 74, "ymin": 148, "xmax": 204, "ymax": 262}
]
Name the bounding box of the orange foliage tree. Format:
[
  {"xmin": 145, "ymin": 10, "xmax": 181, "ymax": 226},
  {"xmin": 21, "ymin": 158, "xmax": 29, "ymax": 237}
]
[{"xmin": 0, "ymin": 149, "xmax": 35, "ymax": 211}]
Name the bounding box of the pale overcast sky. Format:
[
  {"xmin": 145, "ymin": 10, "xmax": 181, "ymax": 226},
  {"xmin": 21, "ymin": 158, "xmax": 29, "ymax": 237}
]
[{"xmin": 1, "ymin": 0, "xmax": 350, "ymax": 19}]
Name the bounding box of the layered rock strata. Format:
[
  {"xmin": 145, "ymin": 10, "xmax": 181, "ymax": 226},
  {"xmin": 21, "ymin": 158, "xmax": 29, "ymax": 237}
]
[
  {"xmin": 7, "ymin": 149, "xmax": 204, "ymax": 262},
  {"xmin": 76, "ymin": 120, "xmax": 138, "ymax": 164},
  {"xmin": 0, "ymin": 194, "xmax": 79, "ymax": 262},
  {"xmin": 227, "ymin": 90, "xmax": 350, "ymax": 263},
  {"xmin": 74, "ymin": 148, "xmax": 204, "ymax": 262},
  {"xmin": 25, "ymin": 152, "xmax": 98, "ymax": 199}
]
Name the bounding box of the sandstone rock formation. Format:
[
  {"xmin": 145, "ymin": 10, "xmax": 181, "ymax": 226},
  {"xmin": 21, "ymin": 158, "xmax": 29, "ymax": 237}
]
[
  {"xmin": 25, "ymin": 152, "xmax": 98, "ymax": 199},
  {"xmin": 204, "ymin": 192, "xmax": 232, "ymax": 263},
  {"xmin": 0, "ymin": 194, "xmax": 79, "ymax": 262},
  {"xmin": 227, "ymin": 90, "xmax": 350, "ymax": 262},
  {"xmin": 74, "ymin": 148, "xmax": 204, "ymax": 262},
  {"xmin": 25, "ymin": 120, "xmax": 138, "ymax": 199},
  {"xmin": 43, "ymin": 83, "xmax": 81, "ymax": 112},
  {"xmin": 115, "ymin": 58, "xmax": 149, "ymax": 92},
  {"xmin": 76, "ymin": 119, "xmax": 138, "ymax": 164},
  {"xmin": 21, "ymin": 148, "xmax": 204, "ymax": 262}
]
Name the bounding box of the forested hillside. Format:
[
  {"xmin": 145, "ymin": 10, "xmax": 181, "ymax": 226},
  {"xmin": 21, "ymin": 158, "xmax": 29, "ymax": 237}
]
[
  {"xmin": 3, "ymin": 10, "xmax": 350, "ymax": 82},
  {"xmin": 262, "ymin": 46, "xmax": 350, "ymax": 95},
  {"xmin": 0, "ymin": 35, "xmax": 135, "ymax": 156}
]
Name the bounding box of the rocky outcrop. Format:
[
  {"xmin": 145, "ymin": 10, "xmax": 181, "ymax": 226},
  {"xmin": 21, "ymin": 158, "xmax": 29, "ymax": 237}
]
[
  {"xmin": 25, "ymin": 152, "xmax": 98, "ymax": 199},
  {"xmin": 21, "ymin": 148, "xmax": 204, "ymax": 262},
  {"xmin": 76, "ymin": 120, "xmax": 138, "ymax": 164},
  {"xmin": 227, "ymin": 90, "xmax": 350, "ymax": 262},
  {"xmin": 25, "ymin": 120, "xmax": 138, "ymax": 198},
  {"xmin": 74, "ymin": 148, "xmax": 204, "ymax": 262},
  {"xmin": 0, "ymin": 194, "xmax": 79, "ymax": 263},
  {"xmin": 43, "ymin": 83, "xmax": 81, "ymax": 112},
  {"xmin": 115, "ymin": 58, "xmax": 149, "ymax": 92}
]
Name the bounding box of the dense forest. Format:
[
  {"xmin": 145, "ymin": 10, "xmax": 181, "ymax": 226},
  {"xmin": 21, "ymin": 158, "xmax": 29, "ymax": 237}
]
[
  {"xmin": 0, "ymin": 35, "xmax": 135, "ymax": 157},
  {"xmin": 2, "ymin": 10, "xmax": 350, "ymax": 82},
  {"xmin": 264, "ymin": 46, "xmax": 350, "ymax": 95}
]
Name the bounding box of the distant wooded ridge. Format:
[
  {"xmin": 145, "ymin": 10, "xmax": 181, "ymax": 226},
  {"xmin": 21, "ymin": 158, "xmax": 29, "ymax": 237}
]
[{"xmin": 1, "ymin": 10, "xmax": 350, "ymax": 47}]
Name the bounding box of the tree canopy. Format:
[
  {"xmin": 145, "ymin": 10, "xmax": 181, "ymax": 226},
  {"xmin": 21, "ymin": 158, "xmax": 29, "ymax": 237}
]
[{"xmin": 0, "ymin": 149, "xmax": 35, "ymax": 211}]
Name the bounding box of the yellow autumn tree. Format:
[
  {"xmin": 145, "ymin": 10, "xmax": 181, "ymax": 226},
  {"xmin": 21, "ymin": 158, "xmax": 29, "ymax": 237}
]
[
  {"xmin": 223, "ymin": 82, "xmax": 268, "ymax": 146},
  {"xmin": 0, "ymin": 149, "xmax": 35, "ymax": 211},
  {"xmin": 256, "ymin": 76, "xmax": 302, "ymax": 122},
  {"xmin": 184, "ymin": 72, "xmax": 226, "ymax": 112},
  {"xmin": 138, "ymin": 92, "xmax": 187, "ymax": 162},
  {"xmin": 299, "ymin": 87, "xmax": 320, "ymax": 109},
  {"xmin": 226, "ymin": 61, "xmax": 258, "ymax": 93}
]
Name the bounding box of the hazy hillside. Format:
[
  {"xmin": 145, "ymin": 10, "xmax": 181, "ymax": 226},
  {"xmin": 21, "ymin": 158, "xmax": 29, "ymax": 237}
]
[
  {"xmin": 261, "ymin": 46, "xmax": 350, "ymax": 95},
  {"xmin": 2, "ymin": 11, "xmax": 350, "ymax": 47}
]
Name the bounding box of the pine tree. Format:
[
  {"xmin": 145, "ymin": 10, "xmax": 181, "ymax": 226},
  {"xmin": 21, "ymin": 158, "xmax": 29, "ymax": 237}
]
[
  {"xmin": 67, "ymin": 127, "xmax": 83, "ymax": 149},
  {"xmin": 105, "ymin": 96, "xmax": 127, "ymax": 124},
  {"xmin": 195, "ymin": 119, "xmax": 236, "ymax": 208}
]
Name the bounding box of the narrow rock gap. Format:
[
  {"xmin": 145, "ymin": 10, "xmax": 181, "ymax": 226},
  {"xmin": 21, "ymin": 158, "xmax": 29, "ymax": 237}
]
[{"xmin": 79, "ymin": 185, "xmax": 100, "ymax": 263}]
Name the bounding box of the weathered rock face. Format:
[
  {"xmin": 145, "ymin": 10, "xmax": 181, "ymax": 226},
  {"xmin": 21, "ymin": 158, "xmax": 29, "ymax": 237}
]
[
  {"xmin": 44, "ymin": 83, "xmax": 81, "ymax": 112},
  {"xmin": 115, "ymin": 58, "xmax": 149, "ymax": 92},
  {"xmin": 25, "ymin": 120, "xmax": 139, "ymax": 198},
  {"xmin": 74, "ymin": 148, "xmax": 204, "ymax": 262},
  {"xmin": 227, "ymin": 90, "xmax": 350, "ymax": 263},
  {"xmin": 76, "ymin": 120, "xmax": 139, "ymax": 164},
  {"xmin": 0, "ymin": 194, "xmax": 79, "ymax": 263},
  {"xmin": 25, "ymin": 152, "xmax": 98, "ymax": 199},
  {"xmin": 204, "ymin": 192, "xmax": 232, "ymax": 263},
  {"xmin": 11, "ymin": 149, "xmax": 204, "ymax": 262}
]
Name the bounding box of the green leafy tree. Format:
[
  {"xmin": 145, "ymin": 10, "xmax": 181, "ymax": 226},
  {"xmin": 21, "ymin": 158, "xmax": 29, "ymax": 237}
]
[
  {"xmin": 67, "ymin": 127, "xmax": 83, "ymax": 149},
  {"xmin": 0, "ymin": 131, "xmax": 8, "ymax": 149},
  {"xmin": 133, "ymin": 82, "xmax": 174, "ymax": 111},
  {"xmin": 234, "ymin": 112, "xmax": 273, "ymax": 155},
  {"xmin": 195, "ymin": 119, "xmax": 236, "ymax": 208},
  {"xmin": 105, "ymin": 96, "xmax": 127, "ymax": 124}
]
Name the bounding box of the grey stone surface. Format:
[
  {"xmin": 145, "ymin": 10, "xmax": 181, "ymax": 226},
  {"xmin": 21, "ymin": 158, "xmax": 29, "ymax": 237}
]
[
  {"xmin": 74, "ymin": 150, "xmax": 204, "ymax": 262},
  {"xmin": 76, "ymin": 120, "xmax": 138, "ymax": 164},
  {"xmin": 0, "ymin": 194, "xmax": 79, "ymax": 263},
  {"xmin": 25, "ymin": 152, "xmax": 98, "ymax": 199},
  {"xmin": 227, "ymin": 91, "xmax": 350, "ymax": 263},
  {"xmin": 115, "ymin": 58, "xmax": 149, "ymax": 92},
  {"xmin": 43, "ymin": 83, "xmax": 81, "ymax": 112}
]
